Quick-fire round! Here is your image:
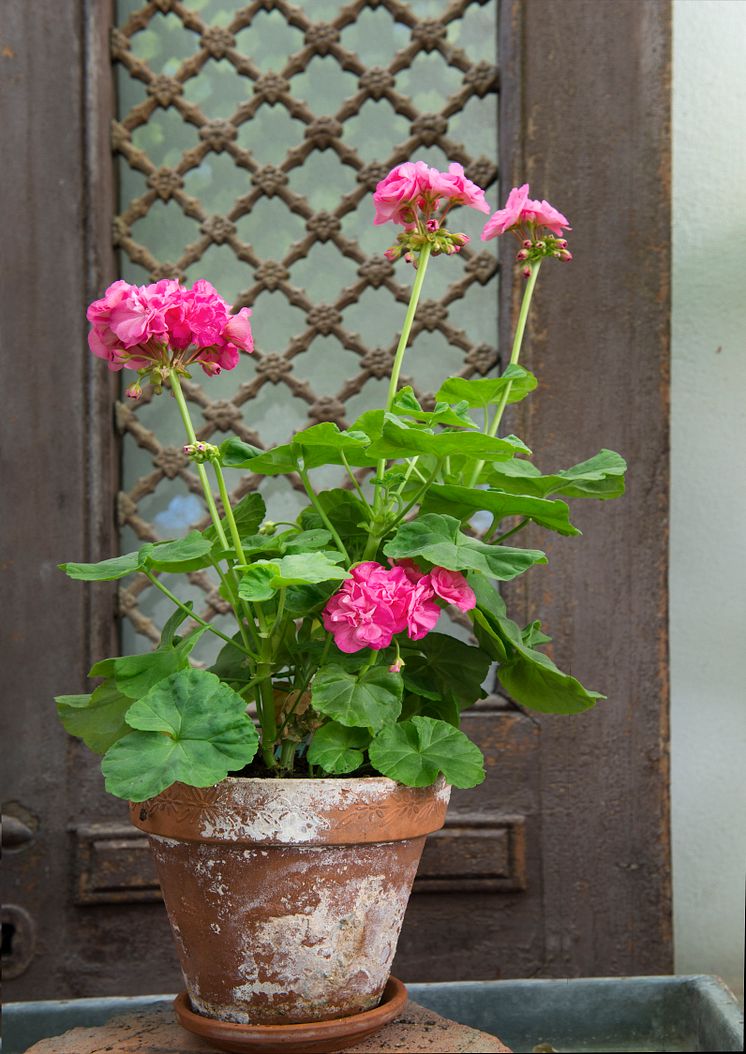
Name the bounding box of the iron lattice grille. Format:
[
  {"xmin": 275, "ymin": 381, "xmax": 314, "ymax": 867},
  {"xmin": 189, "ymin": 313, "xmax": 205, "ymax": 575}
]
[{"xmin": 112, "ymin": 0, "xmax": 499, "ymax": 654}]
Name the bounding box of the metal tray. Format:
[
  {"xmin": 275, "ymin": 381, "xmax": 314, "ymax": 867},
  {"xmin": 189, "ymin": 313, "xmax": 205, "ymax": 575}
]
[{"xmin": 4, "ymin": 975, "xmax": 743, "ymax": 1053}]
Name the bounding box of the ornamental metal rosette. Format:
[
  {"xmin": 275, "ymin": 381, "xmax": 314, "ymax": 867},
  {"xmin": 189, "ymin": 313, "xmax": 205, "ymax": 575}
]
[{"xmin": 112, "ymin": 0, "xmax": 499, "ymax": 654}]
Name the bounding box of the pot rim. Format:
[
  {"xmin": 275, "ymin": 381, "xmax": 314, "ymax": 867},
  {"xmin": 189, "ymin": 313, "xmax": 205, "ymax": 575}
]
[{"xmin": 130, "ymin": 774, "xmax": 450, "ymax": 846}]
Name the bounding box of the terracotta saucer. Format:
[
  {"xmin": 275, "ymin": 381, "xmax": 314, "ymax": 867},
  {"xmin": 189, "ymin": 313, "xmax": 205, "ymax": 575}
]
[{"xmin": 173, "ymin": 976, "xmax": 408, "ymax": 1054}]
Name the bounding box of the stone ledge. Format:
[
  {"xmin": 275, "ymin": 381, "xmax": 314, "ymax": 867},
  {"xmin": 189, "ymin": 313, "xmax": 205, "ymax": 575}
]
[{"xmin": 25, "ymin": 1000, "xmax": 511, "ymax": 1053}]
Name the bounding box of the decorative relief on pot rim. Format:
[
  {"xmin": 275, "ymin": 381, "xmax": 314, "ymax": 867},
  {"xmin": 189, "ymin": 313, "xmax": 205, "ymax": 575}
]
[{"xmin": 131, "ymin": 776, "xmax": 451, "ymax": 846}]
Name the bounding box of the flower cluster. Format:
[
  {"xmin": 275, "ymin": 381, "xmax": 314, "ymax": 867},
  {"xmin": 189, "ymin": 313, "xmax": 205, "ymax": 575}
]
[
  {"xmin": 322, "ymin": 560, "xmax": 476, "ymax": 654},
  {"xmin": 87, "ymin": 279, "xmax": 253, "ymax": 392},
  {"xmin": 374, "ymin": 166, "xmax": 571, "ymax": 276},
  {"xmin": 481, "ymin": 183, "xmax": 572, "ymax": 276},
  {"xmin": 374, "ymin": 161, "xmax": 489, "ymax": 264}
]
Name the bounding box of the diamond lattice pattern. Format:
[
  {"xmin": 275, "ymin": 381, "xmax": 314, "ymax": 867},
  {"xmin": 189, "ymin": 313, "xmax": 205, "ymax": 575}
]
[{"xmin": 113, "ymin": 0, "xmax": 499, "ymax": 655}]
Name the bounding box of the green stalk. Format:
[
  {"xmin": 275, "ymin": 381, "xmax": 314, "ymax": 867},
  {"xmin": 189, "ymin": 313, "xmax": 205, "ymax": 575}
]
[
  {"xmin": 298, "ymin": 466, "xmax": 349, "ymax": 561},
  {"xmin": 143, "ymin": 571, "xmax": 251, "ymax": 653},
  {"xmin": 466, "ymin": 260, "xmax": 542, "ymax": 489},
  {"xmin": 493, "ymin": 516, "xmax": 530, "ymax": 544},
  {"xmin": 257, "ymin": 641, "xmax": 278, "ymax": 770},
  {"xmin": 383, "ymin": 243, "xmax": 432, "ymax": 415},
  {"xmin": 365, "ymin": 244, "xmax": 433, "ymax": 559},
  {"xmin": 212, "ymin": 460, "xmax": 247, "ymax": 565},
  {"xmin": 169, "ymin": 370, "xmax": 228, "ymax": 548},
  {"xmin": 340, "ymin": 451, "xmax": 372, "ymax": 513}
]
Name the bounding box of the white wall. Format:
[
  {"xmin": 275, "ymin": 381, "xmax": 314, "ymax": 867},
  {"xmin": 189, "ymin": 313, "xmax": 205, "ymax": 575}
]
[{"xmin": 671, "ymin": 0, "xmax": 746, "ymax": 998}]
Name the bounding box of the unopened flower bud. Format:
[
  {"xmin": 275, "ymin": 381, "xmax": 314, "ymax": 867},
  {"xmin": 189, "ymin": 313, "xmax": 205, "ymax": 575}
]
[
  {"xmin": 426, "ymin": 218, "xmax": 440, "ymax": 233},
  {"xmin": 451, "ymin": 232, "xmax": 470, "ymax": 246},
  {"xmin": 516, "ymin": 249, "xmax": 529, "ymax": 262},
  {"xmin": 522, "ymin": 239, "xmax": 532, "ymax": 249},
  {"xmin": 259, "ymin": 520, "xmax": 277, "ymax": 535},
  {"xmin": 535, "ymin": 240, "xmax": 546, "ymax": 251},
  {"xmin": 522, "ymin": 266, "xmax": 532, "ymax": 279},
  {"xmin": 404, "ymin": 252, "xmax": 413, "ymax": 264},
  {"xmin": 388, "ymin": 657, "xmax": 405, "ymax": 673},
  {"xmin": 183, "ymin": 443, "xmax": 195, "ymax": 455},
  {"xmin": 383, "ymin": 246, "xmax": 401, "ymax": 262},
  {"xmin": 559, "ymin": 249, "xmax": 573, "ymax": 261},
  {"xmin": 125, "ymin": 382, "xmax": 142, "ymax": 400},
  {"xmin": 557, "ymin": 239, "xmax": 568, "ymax": 249}
]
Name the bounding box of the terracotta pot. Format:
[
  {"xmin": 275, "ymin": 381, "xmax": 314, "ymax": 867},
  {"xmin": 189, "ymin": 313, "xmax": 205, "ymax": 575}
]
[{"xmin": 130, "ymin": 776, "xmax": 450, "ymax": 1026}]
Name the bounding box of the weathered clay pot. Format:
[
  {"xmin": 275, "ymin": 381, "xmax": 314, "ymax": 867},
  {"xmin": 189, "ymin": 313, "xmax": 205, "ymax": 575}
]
[{"xmin": 130, "ymin": 776, "xmax": 450, "ymax": 1026}]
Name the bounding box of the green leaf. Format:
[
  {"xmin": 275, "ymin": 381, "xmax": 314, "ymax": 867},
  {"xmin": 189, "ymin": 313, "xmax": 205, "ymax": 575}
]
[
  {"xmin": 209, "ymin": 632, "xmax": 252, "ymax": 683},
  {"xmin": 436, "ymin": 365, "xmax": 538, "ymax": 408},
  {"xmin": 237, "ymin": 562, "xmax": 278, "ymax": 602},
  {"xmin": 391, "ymin": 387, "xmax": 476, "ymax": 429},
  {"xmin": 101, "ymin": 668, "xmax": 259, "ymax": 801},
  {"xmin": 497, "ymin": 649, "xmax": 603, "ymax": 715},
  {"xmin": 282, "ymin": 529, "xmax": 332, "ymax": 553},
  {"xmin": 366, "ymin": 417, "xmax": 530, "ymax": 461},
  {"xmin": 56, "ymin": 682, "xmax": 133, "ymax": 754},
  {"xmin": 88, "ymin": 630, "xmax": 205, "ymax": 700},
  {"xmin": 423, "ymin": 483, "xmax": 580, "ymax": 536},
  {"xmin": 246, "ymin": 423, "xmax": 378, "ymax": 476},
  {"xmin": 284, "ymin": 582, "xmax": 338, "ymax": 618},
  {"xmin": 299, "ymin": 491, "xmax": 370, "ymax": 554},
  {"xmin": 219, "ymin": 437, "xmax": 265, "ymax": 468},
  {"xmin": 312, "ymin": 664, "xmax": 403, "ymax": 731},
  {"xmin": 482, "ymin": 449, "xmax": 627, "ymax": 501},
  {"xmin": 273, "ymin": 553, "xmax": 350, "ymax": 586},
  {"xmin": 238, "ymin": 553, "xmax": 350, "ymax": 601},
  {"xmin": 144, "ymin": 531, "xmax": 214, "ymax": 572},
  {"xmin": 59, "ymin": 550, "xmax": 143, "ymax": 582},
  {"xmin": 402, "ymin": 633, "xmax": 490, "ymax": 708},
  {"xmin": 384, "ymin": 513, "xmax": 546, "ymax": 581},
  {"xmin": 160, "ymin": 604, "xmax": 193, "ymax": 647},
  {"xmin": 369, "ymin": 716, "xmax": 485, "ymax": 788},
  {"xmin": 307, "ymin": 722, "xmax": 370, "ymax": 774},
  {"xmin": 204, "ymin": 492, "xmax": 267, "ymax": 545},
  {"xmin": 470, "ymin": 576, "xmax": 602, "ymax": 714}
]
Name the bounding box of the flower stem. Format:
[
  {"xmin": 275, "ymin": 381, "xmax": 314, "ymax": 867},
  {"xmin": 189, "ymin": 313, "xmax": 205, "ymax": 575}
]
[
  {"xmin": 466, "ymin": 260, "xmax": 542, "ymax": 489},
  {"xmin": 384, "ymin": 242, "xmax": 432, "ymax": 415},
  {"xmin": 212, "ymin": 460, "xmax": 247, "ymax": 565},
  {"xmin": 168, "ymin": 370, "xmax": 229, "ymax": 549},
  {"xmin": 143, "ymin": 570, "xmax": 251, "ymax": 654},
  {"xmin": 298, "ymin": 465, "xmax": 349, "ymax": 561},
  {"xmin": 366, "ymin": 244, "xmax": 433, "ymax": 559},
  {"xmin": 493, "ymin": 516, "xmax": 530, "ymax": 544}
]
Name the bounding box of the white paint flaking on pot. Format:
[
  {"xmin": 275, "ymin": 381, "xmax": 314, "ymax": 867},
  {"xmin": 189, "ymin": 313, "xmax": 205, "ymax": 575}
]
[
  {"xmin": 148, "ymin": 834, "xmax": 181, "ymax": 847},
  {"xmin": 217, "ymin": 864, "xmax": 412, "ymax": 1023},
  {"xmin": 197, "ymin": 777, "xmax": 412, "ymax": 843}
]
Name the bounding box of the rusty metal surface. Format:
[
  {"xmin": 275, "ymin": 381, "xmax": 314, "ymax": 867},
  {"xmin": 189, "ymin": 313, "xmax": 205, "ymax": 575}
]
[{"xmin": 501, "ymin": 0, "xmax": 673, "ymax": 976}]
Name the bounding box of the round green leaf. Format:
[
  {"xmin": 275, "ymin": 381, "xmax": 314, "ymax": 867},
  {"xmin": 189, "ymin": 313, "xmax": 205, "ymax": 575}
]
[
  {"xmin": 101, "ymin": 668, "xmax": 258, "ymax": 801},
  {"xmin": 369, "ymin": 716, "xmax": 485, "ymax": 789},
  {"xmin": 312, "ymin": 664, "xmax": 402, "ymax": 731},
  {"xmin": 307, "ymin": 722, "xmax": 370, "ymax": 774}
]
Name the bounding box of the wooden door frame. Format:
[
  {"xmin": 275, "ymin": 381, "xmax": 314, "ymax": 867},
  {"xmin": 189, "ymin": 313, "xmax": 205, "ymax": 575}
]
[
  {"xmin": 2, "ymin": 0, "xmax": 671, "ymax": 998},
  {"xmin": 499, "ymin": 0, "xmax": 672, "ymax": 974}
]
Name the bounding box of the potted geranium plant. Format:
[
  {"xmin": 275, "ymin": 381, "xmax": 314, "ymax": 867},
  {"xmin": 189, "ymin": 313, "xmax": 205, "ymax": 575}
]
[{"xmin": 56, "ymin": 164, "xmax": 625, "ymax": 1051}]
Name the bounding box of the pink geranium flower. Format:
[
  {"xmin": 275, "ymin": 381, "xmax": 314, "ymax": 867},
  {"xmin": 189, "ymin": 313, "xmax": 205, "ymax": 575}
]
[
  {"xmin": 481, "ymin": 184, "xmax": 570, "ymax": 240},
  {"xmin": 373, "ymin": 161, "xmax": 433, "ymax": 225},
  {"xmin": 521, "ymin": 197, "xmax": 571, "ymax": 236},
  {"xmin": 374, "ymin": 160, "xmax": 491, "ymax": 228},
  {"xmin": 428, "ymin": 163, "xmax": 490, "ymax": 215},
  {"xmin": 86, "ymin": 279, "xmax": 253, "ymax": 379},
  {"xmin": 322, "ymin": 561, "xmax": 478, "ymax": 654},
  {"xmin": 404, "ymin": 578, "xmax": 441, "ymax": 640},
  {"xmin": 428, "ymin": 567, "xmax": 476, "ymax": 612}
]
